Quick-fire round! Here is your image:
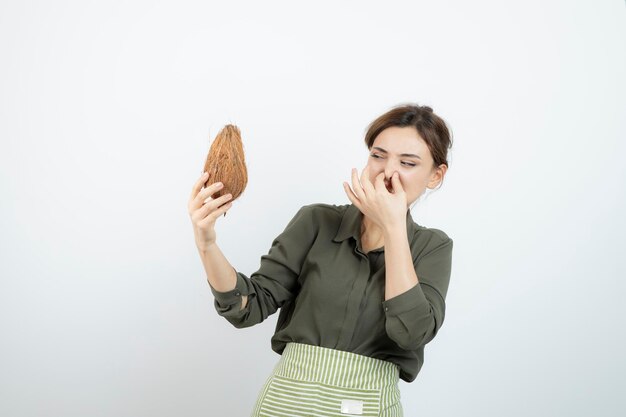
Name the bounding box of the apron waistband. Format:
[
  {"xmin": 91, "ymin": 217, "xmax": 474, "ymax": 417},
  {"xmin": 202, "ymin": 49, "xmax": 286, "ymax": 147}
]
[{"xmin": 274, "ymin": 342, "xmax": 400, "ymax": 390}]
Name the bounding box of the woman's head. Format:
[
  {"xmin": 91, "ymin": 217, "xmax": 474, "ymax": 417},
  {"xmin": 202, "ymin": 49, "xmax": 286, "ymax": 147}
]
[{"xmin": 363, "ymin": 103, "xmax": 453, "ymax": 209}]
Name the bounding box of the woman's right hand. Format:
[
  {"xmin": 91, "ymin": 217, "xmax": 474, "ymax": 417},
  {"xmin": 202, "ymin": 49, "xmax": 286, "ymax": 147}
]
[{"xmin": 188, "ymin": 172, "xmax": 234, "ymax": 250}]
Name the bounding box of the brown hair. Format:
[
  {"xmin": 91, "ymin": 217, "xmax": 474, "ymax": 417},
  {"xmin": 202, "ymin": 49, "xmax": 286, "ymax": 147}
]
[{"xmin": 364, "ymin": 103, "xmax": 453, "ymax": 191}]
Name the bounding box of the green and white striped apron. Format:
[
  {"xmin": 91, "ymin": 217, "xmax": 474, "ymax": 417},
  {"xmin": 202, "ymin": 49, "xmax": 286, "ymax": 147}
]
[{"xmin": 251, "ymin": 342, "xmax": 403, "ymax": 417}]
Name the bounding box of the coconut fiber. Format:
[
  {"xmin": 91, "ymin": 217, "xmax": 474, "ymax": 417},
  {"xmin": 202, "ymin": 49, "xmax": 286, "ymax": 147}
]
[{"xmin": 202, "ymin": 124, "xmax": 248, "ymax": 208}]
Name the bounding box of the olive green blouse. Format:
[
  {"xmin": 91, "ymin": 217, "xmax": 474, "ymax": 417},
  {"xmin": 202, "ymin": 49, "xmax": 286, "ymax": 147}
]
[{"xmin": 208, "ymin": 203, "xmax": 453, "ymax": 382}]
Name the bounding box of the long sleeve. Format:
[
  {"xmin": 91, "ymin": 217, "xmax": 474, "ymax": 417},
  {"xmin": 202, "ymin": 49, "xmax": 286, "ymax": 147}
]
[
  {"xmin": 381, "ymin": 232, "xmax": 453, "ymax": 350},
  {"xmin": 208, "ymin": 205, "xmax": 318, "ymax": 328}
]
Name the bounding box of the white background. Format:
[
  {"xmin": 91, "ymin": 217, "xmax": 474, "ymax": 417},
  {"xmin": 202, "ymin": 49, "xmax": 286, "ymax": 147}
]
[{"xmin": 1, "ymin": 1, "xmax": 624, "ymax": 416}]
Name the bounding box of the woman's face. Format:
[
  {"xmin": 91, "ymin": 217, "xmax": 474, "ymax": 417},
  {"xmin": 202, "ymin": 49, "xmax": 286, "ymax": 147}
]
[{"xmin": 365, "ymin": 126, "xmax": 446, "ymax": 208}]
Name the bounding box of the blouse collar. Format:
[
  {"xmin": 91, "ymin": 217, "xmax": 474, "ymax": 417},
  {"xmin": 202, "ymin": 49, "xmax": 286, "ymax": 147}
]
[{"xmin": 332, "ymin": 203, "xmax": 419, "ymax": 246}]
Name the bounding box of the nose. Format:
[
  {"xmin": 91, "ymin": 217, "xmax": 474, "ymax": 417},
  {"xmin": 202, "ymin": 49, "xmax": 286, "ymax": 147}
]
[
  {"xmin": 383, "ymin": 166, "xmax": 399, "ymax": 189},
  {"xmin": 384, "ymin": 165, "xmax": 399, "ymax": 184},
  {"xmin": 369, "ymin": 160, "xmax": 398, "ymax": 186}
]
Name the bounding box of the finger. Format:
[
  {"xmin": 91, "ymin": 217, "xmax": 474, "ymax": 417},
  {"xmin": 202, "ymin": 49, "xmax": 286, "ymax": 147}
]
[
  {"xmin": 391, "ymin": 171, "xmax": 403, "ymax": 191},
  {"xmin": 343, "ymin": 181, "xmax": 358, "ymax": 203},
  {"xmin": 194, "ymin": 193, "xmax": 233, "ymax": 222},
  {"xmin": 343, "ymin": 181, "xmax": 363, "ymax": 211},
  {"xmin": 350, "ymin": 168, "xmax": 366, "ymax": 201},
  {"xmin": 360, "ymin": 165, "xmax": 375, "ymax": 196},
  {"xmin": 204, "ymin": 192, "xmax": 232, "ymax": 211},
  {"xmin": 193, "ymin": 181, "xmax": 224, "ymax": 210},
  {"xmin": 188, "ymin": 172, "xmax": 210, "ymax": 213},
  {"xmin": 374, "ymin": 171, "xmax": 387, "ymax": 193},
  {"xmin": 198, "ymin": 199, "xmax": 234, "ymax": 227},
  {"xmin": 189, "ymin": 172, "xmax": 209, "ymax": 201},
  {"xmin": 200, "ymin": 181, "xmax": 226, "ymax": 199}
]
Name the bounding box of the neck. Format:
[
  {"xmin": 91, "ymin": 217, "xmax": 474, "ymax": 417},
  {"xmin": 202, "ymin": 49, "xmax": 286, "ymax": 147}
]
[
  {"xmin": 361, "ymin": 215, "xmax": 383, "ymax": 239},
  {"xmin": 361, "ymin": 208, "xmax": 408, "ymax": 235}
]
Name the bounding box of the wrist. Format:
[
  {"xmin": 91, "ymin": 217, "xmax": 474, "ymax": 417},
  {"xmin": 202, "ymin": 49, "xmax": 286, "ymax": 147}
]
[
  {"xmin": 196, "ymin": 240, "xmax": 217, "ymax": 254},
  {"xmin": 383, "ymin": 223, "xmax": 407, "ymax": 239}
]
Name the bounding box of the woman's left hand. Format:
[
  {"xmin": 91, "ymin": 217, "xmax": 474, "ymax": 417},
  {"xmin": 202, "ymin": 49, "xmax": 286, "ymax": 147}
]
[{"xmin": 343, "ymin": 165, "xmax": 408, "ymax": 232}]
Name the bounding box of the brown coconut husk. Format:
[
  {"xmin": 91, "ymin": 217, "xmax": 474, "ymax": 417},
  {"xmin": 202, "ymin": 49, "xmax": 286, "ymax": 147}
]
[{"xmin": 202, "ymin": 124, "xmax": 248, "ymax": 214}]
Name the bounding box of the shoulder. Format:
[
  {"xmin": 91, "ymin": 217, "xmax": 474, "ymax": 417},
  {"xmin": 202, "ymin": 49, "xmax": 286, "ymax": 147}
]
[
  {"xmin": 296, "ymin": 202, "xmax": 348, "ymax": 222},
  {"xmin": 410, "ymin": 223, "xmax": 453, "ymax": 258},
  {"xmin": 417, "ymin": 226, "xmax": 452, "ymax": 243},
  {"xmin": 283, "ymin": 203, "xmax": 347, "ymax": 233}
]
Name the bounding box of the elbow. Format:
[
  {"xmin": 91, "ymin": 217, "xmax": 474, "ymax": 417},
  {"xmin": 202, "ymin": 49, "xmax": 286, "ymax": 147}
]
[
  {"xmin": 387, "ymin": 328, "xmax": 429, "ymax": 351},
  {"xmin": 385, "ymin": 316, "xmax": 439, "ymax": 351},
  {"xmin": 222, "ymin": 309, "xmax": 259, "ymax": 329},
  {"xmin": 214, "ymin": 300, "xmax": 258, "ymax": 329},
  {"xmin": 213, "ymin": 292, "xmax": 275, "ymax": 329},
  {"xmin": 227, "ymin": 317, "xmax": 255, "ymax": 329}
]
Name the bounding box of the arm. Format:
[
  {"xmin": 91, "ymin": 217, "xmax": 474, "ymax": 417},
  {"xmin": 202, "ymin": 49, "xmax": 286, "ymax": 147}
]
[
  {"xmin": 381, "ymin": 230, "xmax": 454, "ymax": 350},
  {"xmin": 207, "ymin": 206, "xmax": 318, "ymax": 328},
  {"xmin": 382, "ymin": 225, "xmax": 418, "ymax": 300},
  {"xmin": 198, "ymin": 243, "xmax": 248, "ymax": 310}
]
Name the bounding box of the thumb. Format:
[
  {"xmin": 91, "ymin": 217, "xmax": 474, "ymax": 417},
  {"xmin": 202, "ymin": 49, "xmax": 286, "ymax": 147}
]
[{"xmin": 391, "ymin": 172, "xmax": 402, "ymax": 190}]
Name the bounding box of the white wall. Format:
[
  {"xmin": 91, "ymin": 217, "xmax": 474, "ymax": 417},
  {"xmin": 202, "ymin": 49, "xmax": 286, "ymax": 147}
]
[{"xmin": 1, "ymin": 0, "xmax": 624, "ymax": 416}]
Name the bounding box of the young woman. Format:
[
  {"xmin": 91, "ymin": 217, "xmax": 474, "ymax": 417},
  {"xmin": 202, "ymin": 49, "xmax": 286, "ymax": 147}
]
[{"xmin": 188, "ymin": 103, "xmax": 454, "ymax": 417}]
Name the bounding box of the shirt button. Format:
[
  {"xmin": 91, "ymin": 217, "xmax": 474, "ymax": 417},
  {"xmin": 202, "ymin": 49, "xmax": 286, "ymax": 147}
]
[
  {"xmin": 384, "ymin": 307, "xmax": 389, "ymax": 312},
  {"xmin": 235, "ymin": 292, "xmax": 241, "ymax": 296}
]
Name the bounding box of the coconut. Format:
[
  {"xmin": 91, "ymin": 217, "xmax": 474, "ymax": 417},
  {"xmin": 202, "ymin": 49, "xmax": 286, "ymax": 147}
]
[{"xmin": 202, "ymin": 124, "xmax": 248, "ymax": 209}]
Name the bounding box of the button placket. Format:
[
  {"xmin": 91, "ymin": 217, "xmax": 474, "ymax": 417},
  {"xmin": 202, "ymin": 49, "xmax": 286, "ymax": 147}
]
[{"xmin": 336, "ymin": 254, "xmax": 370, "ymax": 349}]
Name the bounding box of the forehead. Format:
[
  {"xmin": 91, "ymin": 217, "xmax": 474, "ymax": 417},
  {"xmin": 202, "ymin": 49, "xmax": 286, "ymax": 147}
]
[{"xmin": 373, "ymin": 126, "xmax": 431, "ymax": 158}]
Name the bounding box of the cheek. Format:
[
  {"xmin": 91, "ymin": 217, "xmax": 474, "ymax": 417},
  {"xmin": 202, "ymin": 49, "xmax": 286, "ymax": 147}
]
[{"xmin": 398, "ymin": 173, "xmax": 421, "ymax": 191}]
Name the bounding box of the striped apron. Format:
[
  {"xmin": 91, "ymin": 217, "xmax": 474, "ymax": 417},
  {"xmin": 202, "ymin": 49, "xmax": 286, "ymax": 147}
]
[{"xmin": 251, "ymin": 342, "xmax": 403, "ymax": 417}]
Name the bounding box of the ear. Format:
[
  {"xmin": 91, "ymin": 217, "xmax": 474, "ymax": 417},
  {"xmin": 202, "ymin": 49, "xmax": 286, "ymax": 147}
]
[{"xmin": 429, "ymin": 164, "xmax": 447, "ymax": 187}]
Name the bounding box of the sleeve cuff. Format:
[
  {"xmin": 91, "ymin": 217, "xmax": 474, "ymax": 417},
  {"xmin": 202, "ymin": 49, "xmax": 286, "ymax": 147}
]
[
  {"xmin": 207, "ymin": 270, "xmax": 248, "ymax": 307},
  {"xmin": 382, "ymin": 283, "xmax": 429, "ymax": 316}
]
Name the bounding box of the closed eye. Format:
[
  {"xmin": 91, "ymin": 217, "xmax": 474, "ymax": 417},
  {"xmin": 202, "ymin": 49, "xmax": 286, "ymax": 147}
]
[{"xmin": 370, "ymin": 154, "xmax": 416, "ymax": 167}]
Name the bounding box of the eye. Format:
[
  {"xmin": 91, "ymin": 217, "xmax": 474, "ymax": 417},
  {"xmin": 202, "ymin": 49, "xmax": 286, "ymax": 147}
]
[{"xmin": 370, "ymin": 154, "xmax": 416, "ymax": 167}]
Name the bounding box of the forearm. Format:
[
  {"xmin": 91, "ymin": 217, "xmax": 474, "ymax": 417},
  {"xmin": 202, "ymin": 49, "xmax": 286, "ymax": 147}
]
[
  {"xmin": 383, "ymin": 224, "xmax": 419, "ymax": 300},
  {"xmin": 197, "ymin": 243, "xmax": 248, "ymax": 309}
]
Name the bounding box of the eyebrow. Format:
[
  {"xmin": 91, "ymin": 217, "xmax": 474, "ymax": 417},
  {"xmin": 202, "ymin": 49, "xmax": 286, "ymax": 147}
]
[{"xmin": 372, "ymin": 146, "xmax": 422, "ymax": 160}]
